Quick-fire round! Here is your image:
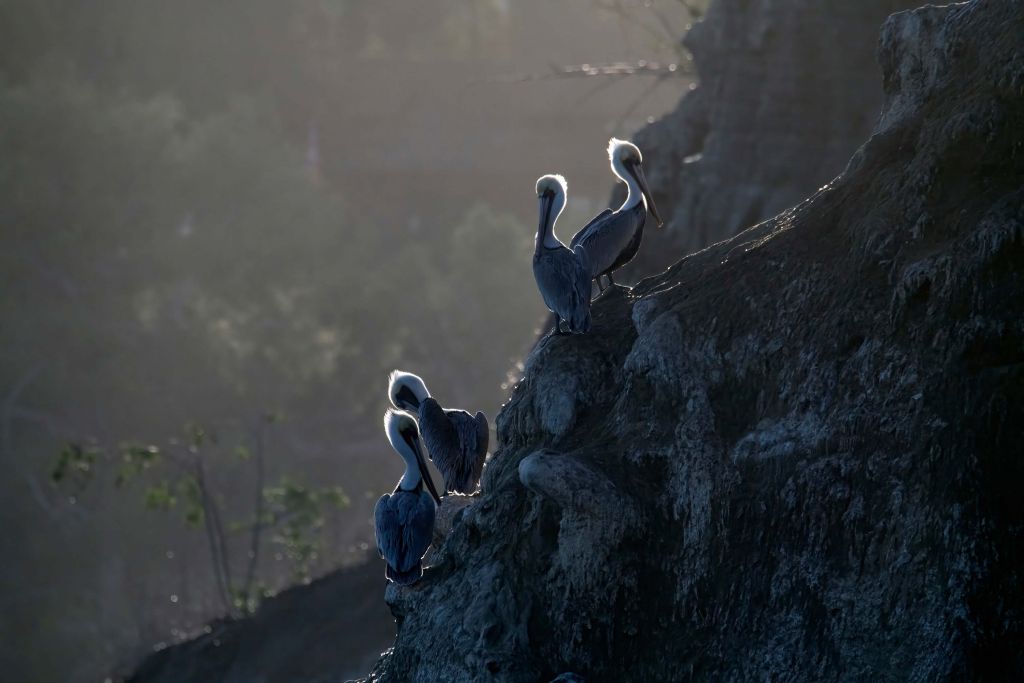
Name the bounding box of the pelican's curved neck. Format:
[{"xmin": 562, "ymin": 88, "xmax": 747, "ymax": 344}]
[
  {"xmin": 537, "ymin": 194, "xmax": 565, "ymax": 249},
  {"xmin": 611, "ymin": 156, "xmax": 643, "ymax": 211},
  {"xmin": 395, "ymin": 440, "xmax": 421, "ymax": 490}
]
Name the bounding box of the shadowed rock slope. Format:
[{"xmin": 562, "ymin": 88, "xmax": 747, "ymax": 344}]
[
  {"xmin": 125, "ymin": 559, "xmax": 394, "ymax": 683},
  {"xmin": 368, "ymin": 2, "xmax": 1023, "ymax": 681},
  {"xmin": 629, "ymin": 0, "xmax": 923, "ymax": 278}
]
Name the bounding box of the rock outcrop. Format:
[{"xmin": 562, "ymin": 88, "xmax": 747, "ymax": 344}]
[
  {"xmin": 629, "ymin": 0, "xmax": 923, "ymax": 278},
  {"xmin": 367, "ymin": 2, "xmax": 1024, "ymax": 680}
]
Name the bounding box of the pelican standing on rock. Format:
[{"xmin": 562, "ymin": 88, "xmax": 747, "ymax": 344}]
[
  {"xmin": 388, "ymin": 370, "xmax": 489, "ymax": 494},
  {"xmin": 532, "ymin": 174, "xmax": 592, "ymax": 335},
  {"xmin": 374, "ymin": 409, "xmax": 441, "ymax": 585},
  {"xmin": 570, "ymin": 138, "xmax": 664, "ymax": 290}
]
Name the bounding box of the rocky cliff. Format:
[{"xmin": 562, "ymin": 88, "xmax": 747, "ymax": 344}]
[
  {"xmin": 367, "ymin": 2, "xmax": 1024, "ymax": 680},
  {"xmin": 125, "ymin": 1, "xmax": 1023, "ymax": 681},
  {"xmin": 630, "ymin": 0, "xmax": 923, "ymax": 277}
]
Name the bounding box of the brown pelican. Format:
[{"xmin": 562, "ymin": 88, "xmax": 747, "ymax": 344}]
[
  {"xmin": 570, "ymin": 138, "xmax": 664, "ymax": 290},
  {"xmin": 374, "ymin": 409, "xmax": 441, "ymax": 585},
  {"xmin": 388, "ymin": 370, "xmax": 489, "ymax": 494},
  {"xmin": 533, "ymin": 174, "xmax": 593, "ymax": 335}
]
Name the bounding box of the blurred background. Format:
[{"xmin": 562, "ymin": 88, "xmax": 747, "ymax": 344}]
[{"xmin": 0, "ymin": 1, "xmax": 703, "ymax": 680}]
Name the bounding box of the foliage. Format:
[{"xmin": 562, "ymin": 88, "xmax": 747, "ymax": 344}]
[
  {"xmin": 0, "ymin": 1, "xmax": 554, "ymax": 680},
  {"xmin": 52, "ymin": 416, "xmax": 350, "ymax": 615}
]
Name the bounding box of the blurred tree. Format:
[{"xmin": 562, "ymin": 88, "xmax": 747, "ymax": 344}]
[
  {"xmin": 52, "ymin": 416, "xmax": 350, "ymax": 616},
  {"xmin": 0, "ymin": 1, "xmax": 566, "ymax": 680},
  {"xmin": 0, "ymin": 61, "xmax": 541, "ymax": 680}
]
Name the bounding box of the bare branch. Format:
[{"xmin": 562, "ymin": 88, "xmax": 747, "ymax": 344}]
[
  {"xmin": 240, "ymin": 418, "xmax": 268, "ymax": 610},
  {"xmin": 492, "ymin": 60, "xmax": 692, "ymax": 85},
  {"xmin": 613, "ymin": 72, "xmax": 674, "ymax": 129},
  {"xmin": 1, "ymin": 365, "xmax": 67, "ymax": 522},
  {"xmin": 192, "ymin": 454, "xmax": 234, "ymax": 616}
]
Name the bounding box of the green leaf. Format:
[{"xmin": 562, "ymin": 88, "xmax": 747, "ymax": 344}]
[{"xmin": 144, "ymin": 482, "xmax": 177, "ymax": 510}]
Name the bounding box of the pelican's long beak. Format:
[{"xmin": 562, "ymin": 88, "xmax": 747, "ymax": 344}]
[
  {"xmin": 538, "ymin": 193, "xmax": 554, "ymax": 233},
  {"xmin": 535, "ymin": 192, "xmax": 554, "ymax": 255},
  {"xmin": 411, "ymin": 433, "xmax": 442, "ymax": 504},
  {"xmin": 632, "ymin": 162, "xmax": 664, "ymax": 227}
]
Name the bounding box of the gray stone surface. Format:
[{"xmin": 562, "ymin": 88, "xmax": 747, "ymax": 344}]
[{"xmin": 627, "ymin": 0, "xmax": 923, "ymax": 280}]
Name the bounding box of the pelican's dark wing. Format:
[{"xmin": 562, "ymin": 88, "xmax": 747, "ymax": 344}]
[
  {"xmin": 573, "ymin": 208, "xmax": 643, "ymax": 278},
  {"xmin": 419, "ymin": 397, "xmax": 462, "ymax": 491},
  {"xmin": 439, "ymin": 408, "xmax": 489, "ymax": 493},
  {"xmin": 533, "ymin": 246, "xmax": 592, "ymax": 333},
  {"xmin": 570, "ymin": 245, "xmax": 593, "ymax": 331},
  {"xmin": 373, "ymin": 493, "xmax": 396, "ymax": 561},
  {"xmin": 397, "ymin": 490, "xmax": 435, "ymax": 569},
  {"xmin": 569, "ymin": 208, "xmax": 613, "ymax": 250},
  {"xmin": 374, "ymin": 489, "xmax": 436, "ymax": 585}
]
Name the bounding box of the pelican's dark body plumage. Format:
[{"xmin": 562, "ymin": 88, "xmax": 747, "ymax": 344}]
[
  {"xmin": 532, "ymin": 174, "xmax": 592, "ymax": 335},
  {"xmin": 570, "ymin": 139, "xmax": 663, "ymax": 289},
  {"xmin": 374, "ymin": 410, "xmax": 441, "ymax": 585},
  {"xmin": 389, "ymin": 370, "xmax": 489, "ymax": 494}
]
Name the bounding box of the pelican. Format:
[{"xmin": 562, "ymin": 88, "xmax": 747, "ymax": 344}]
[
  {"xmin": 374, "ymin": 409, "xmax": 441, "ymax": 585},
  {"xmin": 388, "ymin": 370, "xmax": 489, "ymax": 494},
  {"xmin": 570, "ymin": 138, "xmax": 664, "ymax": 290},
  {"xmin": 532, "ymin": 174, "xmax": 592, "ymax": 335}
]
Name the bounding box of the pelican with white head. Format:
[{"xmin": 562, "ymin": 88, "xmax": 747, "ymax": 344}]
[
  {"xmin": 532, "ymin": 174, "xmax": 593, "ymax": 336},
  {"xmin": 373, "ymin": 409, "xmax": 441, "ymax": 585},
  {"xmin": 388, "ymin": 370, "xmax": 489, "ymax": 494},
  {"xmin": 569, "ymin": 138, "xmax": 664, "ymax": 291},
  {"xmin": 607, "ymin": 138, "xmax": 664, "ymax": 225}
]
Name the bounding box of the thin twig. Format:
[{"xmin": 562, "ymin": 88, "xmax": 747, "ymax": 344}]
[
  {"xmin": 574, "ymin": 73, "xmax": 628, "ymax": 107},
  {"xmin": 489, "ymin": 60, "xmax": 692, "ymax": 85},
  {"xmin": 240, "ymin": 418, "xmax": 267, "ymax": 610},
  {"xmin": 192, "ymin": 454, "xmax": 234, "ymax": 615},
  {"xmin": 613, "ymin": 74, "xmax": 671, "ymax": 129},
  {"xmin": 1, "ymin": 365, "xmax": 66, "ymax": 522},
  {"xmin": 593, "ymin": 0, "xmax": 686, "ymax": 56}
]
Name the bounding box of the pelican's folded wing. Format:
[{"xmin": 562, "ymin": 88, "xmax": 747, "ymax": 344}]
[
  {"xmin": 397, "ymin": 490, "xmax": 435, "ymax": 571},
  {"xmin": 419, "ymin": 398, "xmax": 461, "ymax": 491},
  {"xmin": 444, "ymin": 408, "xmax": 488, "ymax": 493},
  {"xmin": 374, "ymin": 493, "xmax": 398, "ymax": 562},
  {"xmin": 569, "ymin": 208, "xmax": 613, "ymax": 250}
]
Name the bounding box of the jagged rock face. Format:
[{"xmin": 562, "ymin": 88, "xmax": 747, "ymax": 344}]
[
  {"xmin": 368, "ymin": 2, "xmax": 1023, "ymax": 681},
  {"xmin": 629, "ymin": 0, "xmax": 923, "ymax": 279}
]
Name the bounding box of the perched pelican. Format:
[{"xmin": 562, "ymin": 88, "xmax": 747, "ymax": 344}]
[
  {"xmin": 374, "ymin": 409, "xmax": 441, "ymax": 585},
  {"xmin": 570, "ymin": 138, "xmax": 664, "ymax": 290},
  {"xmin": 532, "ymin": 174, "xmax": 593, "ymax": 335},
  {"xmin": 388, "ymin": 370, "xmax": 489, "ymax": 494}
]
